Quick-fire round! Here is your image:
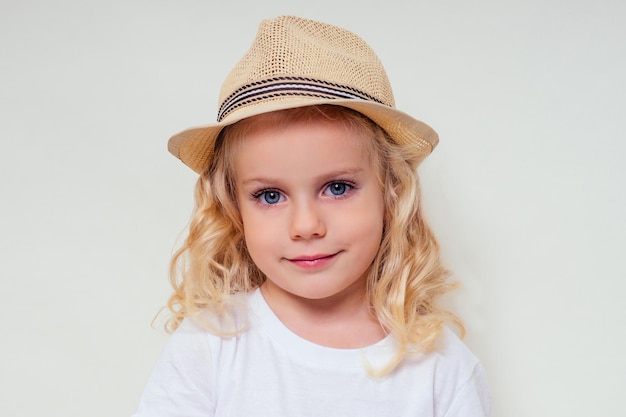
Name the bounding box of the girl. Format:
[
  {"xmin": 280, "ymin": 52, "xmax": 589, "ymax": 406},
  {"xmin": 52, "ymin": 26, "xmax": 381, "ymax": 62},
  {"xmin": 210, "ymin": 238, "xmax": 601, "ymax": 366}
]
[{"xmin": 134, "ymin": 15, "xmax": 491, "ymax": 417}]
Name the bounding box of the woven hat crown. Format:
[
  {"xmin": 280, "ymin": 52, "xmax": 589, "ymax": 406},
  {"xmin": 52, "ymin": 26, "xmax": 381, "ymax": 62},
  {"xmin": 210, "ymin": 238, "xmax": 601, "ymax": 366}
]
[{"xmin": 217, "ymin": 16, "xmax": 396, "ymax": 122}]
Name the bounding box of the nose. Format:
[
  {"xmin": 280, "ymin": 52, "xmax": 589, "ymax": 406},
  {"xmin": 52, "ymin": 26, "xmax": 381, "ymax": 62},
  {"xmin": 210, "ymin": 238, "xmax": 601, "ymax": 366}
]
[{"xmin": 289, "ymin": 200, "xmax": 326, "ymax": 240}]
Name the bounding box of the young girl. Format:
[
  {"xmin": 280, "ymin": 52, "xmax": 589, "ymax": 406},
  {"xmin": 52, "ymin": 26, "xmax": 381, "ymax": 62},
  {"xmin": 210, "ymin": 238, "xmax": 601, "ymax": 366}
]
[{"xmin": 134, "ymin": 16, "xmax": 491, "ymax": 417}]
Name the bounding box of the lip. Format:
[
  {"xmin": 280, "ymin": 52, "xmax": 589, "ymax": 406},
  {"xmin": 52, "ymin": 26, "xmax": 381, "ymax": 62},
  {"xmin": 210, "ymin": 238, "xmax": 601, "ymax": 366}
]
[{"xmin": 286, "ymin": 253, "xmax": 338, "ymax": 269}]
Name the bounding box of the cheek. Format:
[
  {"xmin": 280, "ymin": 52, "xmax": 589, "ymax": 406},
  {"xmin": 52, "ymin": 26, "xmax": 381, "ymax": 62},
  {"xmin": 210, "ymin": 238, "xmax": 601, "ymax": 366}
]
[
  {"xmin": 241, "ymin": 209, "xmax": 279, "ymax": 256},
  {"xmin": 364, "ymin": 196, "xmax": 385, "ymax": 252},
  {"xmin": 361, "ymin": 217, "xmax": 384, "ymax": 254},
  {"xmin": 241, "ymin": 218, "xmax": 282, "ymax": 278},
  {"xmin": 339, "ymin": 197, "xmax": 384, "ymax": 248},
  {"xmin": 241, "ymin": 223, "xmax": 265, "ymax": 269}
]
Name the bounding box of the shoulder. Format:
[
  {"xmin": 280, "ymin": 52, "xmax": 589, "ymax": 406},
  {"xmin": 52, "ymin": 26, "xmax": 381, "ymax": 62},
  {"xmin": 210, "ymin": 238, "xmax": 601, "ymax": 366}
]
[
  {"xmin": 133, "ymin": 291, "xmax": 258, "ymax": 417},
  {"xmin": 151, "ymin": 290, "xmax": 257, "ymax": 371},
  {"xmin": 427, "ymin": 327, "xmax": 492, "ymax": 417},
  {"xmin": 176, "ymin": 290, "xmax": 255, "ymax": 336},
  {"xmin": 132, "ymin": 317, "xmax": 218, "ymax": 416},
  {"xmin": 433, "ymin": 327, "xmax": 482, "ymax": 376}
]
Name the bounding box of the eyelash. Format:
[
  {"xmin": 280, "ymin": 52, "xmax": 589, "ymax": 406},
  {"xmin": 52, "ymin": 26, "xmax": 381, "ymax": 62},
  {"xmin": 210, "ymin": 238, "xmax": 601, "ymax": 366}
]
[
  {"xmin": 323, "ymin": 180, "xmax": 355, "ymax": 197},
  {"xmin": 251, "ymin": 189, "xmax": 284, "ymax": 205},
  {"xmin": 251, "ymin": 180, "xmax": 357, "ymax": 205}
]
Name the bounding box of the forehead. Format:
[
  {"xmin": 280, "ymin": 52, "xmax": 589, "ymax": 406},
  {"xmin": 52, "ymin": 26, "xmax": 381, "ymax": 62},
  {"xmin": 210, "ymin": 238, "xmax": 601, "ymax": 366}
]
[
  {"xmin": 225, "ymin": 105, "xmax": 377, "ymax": 146},
  {"xmin": 232, "ymin": 117, "xmax": 372, "ymax": 177},
  {"xmin": 229, "ymin": 105, "xmax": 369, "ymax": 142},
  {"xmin": 215, "ymin": 106, "xmax": 385, "ymax": 183}
]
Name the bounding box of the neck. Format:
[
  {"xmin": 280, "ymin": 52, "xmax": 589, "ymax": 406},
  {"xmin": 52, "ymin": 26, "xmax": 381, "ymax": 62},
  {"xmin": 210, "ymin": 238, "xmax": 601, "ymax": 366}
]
[{"xmin": 260, "ymin": 282, "xmax": 386, "ymax": 348}]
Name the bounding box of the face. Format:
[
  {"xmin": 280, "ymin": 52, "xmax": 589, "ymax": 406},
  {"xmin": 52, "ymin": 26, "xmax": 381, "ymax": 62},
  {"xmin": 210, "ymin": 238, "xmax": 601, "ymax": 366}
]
[{"xmin": 233, "ymin": 116, "xmax": 385, "ymax": 305}]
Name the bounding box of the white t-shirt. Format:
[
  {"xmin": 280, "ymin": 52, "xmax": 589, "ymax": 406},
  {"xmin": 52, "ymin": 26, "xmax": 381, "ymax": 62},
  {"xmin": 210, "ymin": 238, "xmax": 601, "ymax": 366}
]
[{"xmin": 133, "ymin": 289, "xmax": 491, "ymax": 417}]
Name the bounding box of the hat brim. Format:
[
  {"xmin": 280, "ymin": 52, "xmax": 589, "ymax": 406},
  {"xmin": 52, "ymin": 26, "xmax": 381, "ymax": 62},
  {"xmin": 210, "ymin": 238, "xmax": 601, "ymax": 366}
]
[{"xmin": 168, "ymin": 99, "xmax": 439, "ymax": 174}]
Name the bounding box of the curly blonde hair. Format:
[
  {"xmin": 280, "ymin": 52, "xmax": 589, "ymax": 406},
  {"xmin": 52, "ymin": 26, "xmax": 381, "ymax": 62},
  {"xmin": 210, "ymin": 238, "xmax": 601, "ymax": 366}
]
[{"xmin": 166, "ymin": 105, "xmax": 463, "ymax": 372}]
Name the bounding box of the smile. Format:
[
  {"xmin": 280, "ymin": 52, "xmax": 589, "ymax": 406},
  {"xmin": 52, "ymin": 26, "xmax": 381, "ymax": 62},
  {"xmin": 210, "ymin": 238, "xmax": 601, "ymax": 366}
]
[{"xmin": 287, "ymin": 253, "xmax": 338, "ymax": 269}]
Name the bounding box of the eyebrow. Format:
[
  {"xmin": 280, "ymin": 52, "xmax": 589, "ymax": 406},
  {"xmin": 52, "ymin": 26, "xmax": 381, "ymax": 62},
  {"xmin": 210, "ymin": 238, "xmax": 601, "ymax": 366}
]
[{"xmin": 239, "ymin": 167, "xmax": 365, "ymax": 187}]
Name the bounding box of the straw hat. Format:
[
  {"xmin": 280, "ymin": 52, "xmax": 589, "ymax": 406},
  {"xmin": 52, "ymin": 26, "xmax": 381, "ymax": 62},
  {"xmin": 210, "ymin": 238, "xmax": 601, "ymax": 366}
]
[{"xmin": 168, "ymin": 15, "xmax": 439, "ymax": 174}]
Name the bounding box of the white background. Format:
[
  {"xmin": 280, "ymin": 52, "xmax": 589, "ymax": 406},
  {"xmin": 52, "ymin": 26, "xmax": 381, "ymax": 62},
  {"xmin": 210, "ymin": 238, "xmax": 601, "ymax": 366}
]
[{"xmin": 1, "ymin": 0, "xmax": 625, "ymax": 416}]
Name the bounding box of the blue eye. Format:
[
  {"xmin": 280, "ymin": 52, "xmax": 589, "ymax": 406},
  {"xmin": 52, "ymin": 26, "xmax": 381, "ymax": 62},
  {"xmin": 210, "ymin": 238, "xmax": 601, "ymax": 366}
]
[
  {"xmin": 255, "ymin": 190, "xmax": 283, "ymax": 205},
  {"xmin": 325, "ymin": 182, "xmax": 351, "ymax": 196}
]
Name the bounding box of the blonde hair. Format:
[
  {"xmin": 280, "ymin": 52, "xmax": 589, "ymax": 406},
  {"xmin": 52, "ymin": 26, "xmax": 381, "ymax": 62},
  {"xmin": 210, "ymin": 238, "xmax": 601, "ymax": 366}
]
[{"xmin": 166, "ymin": 105, "xmax": 463, "ymax": 372}]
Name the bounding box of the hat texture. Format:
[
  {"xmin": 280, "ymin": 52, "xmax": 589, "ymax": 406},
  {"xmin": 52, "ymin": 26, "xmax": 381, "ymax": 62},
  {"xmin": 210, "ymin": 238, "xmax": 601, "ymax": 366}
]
[{"xmin": 168, "ymin": 15, "xmax": 438, "ymax": 174}]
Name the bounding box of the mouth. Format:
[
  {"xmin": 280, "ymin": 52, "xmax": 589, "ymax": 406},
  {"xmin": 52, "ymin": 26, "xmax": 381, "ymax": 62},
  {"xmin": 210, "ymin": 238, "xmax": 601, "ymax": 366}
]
[{"xmin": 287, "ymin": 253, "xmax": 338, "ymax": 269}]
